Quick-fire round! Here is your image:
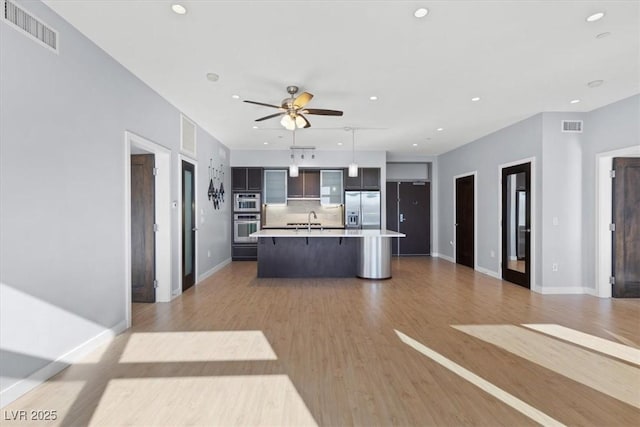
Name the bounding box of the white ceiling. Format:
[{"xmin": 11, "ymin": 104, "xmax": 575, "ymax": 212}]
[{"xmin": 44, "ymin": 0, "xmax": 640, "ymax": 156}]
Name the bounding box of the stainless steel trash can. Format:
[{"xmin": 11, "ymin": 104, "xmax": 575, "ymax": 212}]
[{"xmin": 357, "ymin": 236, "xmax": 392, "ymax": 279}]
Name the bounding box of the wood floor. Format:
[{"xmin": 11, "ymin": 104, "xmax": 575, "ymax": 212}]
[{"xmin": 3, "ymin": 257, "xmax": 640, "ymax": 426}]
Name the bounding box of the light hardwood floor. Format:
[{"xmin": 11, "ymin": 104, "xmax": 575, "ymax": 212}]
[{"xmin": 3, "ymin": 258, "xmax": 640, "ymax": 426}]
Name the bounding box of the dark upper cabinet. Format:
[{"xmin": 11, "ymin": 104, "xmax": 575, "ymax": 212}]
[
  {"xmin": 304, "ymin": 170, "xmax": 320, "ymax": 197},
  {"xmin": 287, "ymin": 173, "xmax": 304, "ymax": 198},
  {"xmin": 287, "ymin": 169, "xmax": 320, "ymax": 198},
  {"xmin": 247, "ymin": 168, "xmax": 263, "ymax": 191},
  {"xmin": 344, "ymin": 167, "xmax": 380, "ymax": 190},
  {"xmin": 232, "ymin": 167, "xmax": 263, "ymax": 191}
]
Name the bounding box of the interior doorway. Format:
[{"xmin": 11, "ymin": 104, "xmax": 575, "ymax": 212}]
[
  {"xmin": 501, "ymin": 162, "xmax": 531, "ymax": 288},
  {"xmin": 386, "ymin": 181, "xmax": 430, "ymax": 255},
  {"xmin": 454, "ymin": 172, "xmax": 476, "ymax": 268},
  {"xmin": 124, "ymin": 131, "xmax": 172, "ymax": 328},
  {"xmin": 181, "ymin": 159, "xmax": 196, "ymax": 292}
]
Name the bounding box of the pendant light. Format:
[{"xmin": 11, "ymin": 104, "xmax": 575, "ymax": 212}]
[
  {"xmin": 289, "ymin": 129, "xmax": 299, "ymax": 177},
  {"xmin": 348, "ymin": 128, "xmax": 358, "ymax": 177}
]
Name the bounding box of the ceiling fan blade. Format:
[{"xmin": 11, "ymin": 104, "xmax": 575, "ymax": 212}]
[
  {"xmin": 293, "ymin": 92, "xmax": 314, "ymax": 109},
  {"xmin": 298, "ymin": 114, "xmax": 311, "ymax": 128},
  {"xmin": 255, "ymin": 112, "xmax": 285, "ymax": 122},
  {"xmin": 302, "ymin": 108, "xmax": 343, "ymax": 116},
  {"xmin": 244, "ymin": 100, "xmax": 283, "ymax": 109}
]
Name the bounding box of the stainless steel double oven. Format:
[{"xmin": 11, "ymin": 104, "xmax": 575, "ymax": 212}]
[{"xmin": 233, "ymin": 193, "xmax": 261, "ymax": 243}]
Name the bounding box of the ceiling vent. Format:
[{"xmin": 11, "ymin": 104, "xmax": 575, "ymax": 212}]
[
  {"xmin": 3, "ymin": 0, "xmax": 58, "ymax": 53},
  {"xmin": 561, "ymin": 120, "xmax": 583, "ymax": 133}
]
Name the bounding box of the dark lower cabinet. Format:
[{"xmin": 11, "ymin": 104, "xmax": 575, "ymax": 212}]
[{"xmin": 232, "ymin": 244, "xmax": 257, "ymax": 261}]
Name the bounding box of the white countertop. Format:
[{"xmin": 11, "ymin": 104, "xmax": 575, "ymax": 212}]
[{"xmin": 251, "ymin": 229, "xmax": 405, "ymax": 238}]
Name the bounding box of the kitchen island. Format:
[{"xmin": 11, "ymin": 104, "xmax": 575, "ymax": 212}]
[{"xmin": 250, "ymin": 229, "xmax": 405, "ymax": 279}]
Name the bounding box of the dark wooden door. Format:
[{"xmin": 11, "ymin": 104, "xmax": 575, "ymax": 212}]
[
  {"xmin": 456, "ymin": 175, "xmax": 474, "ymax": 268},
  {"xmin": 501, "ymin": 163, "xmax": 531, "ymax": 288},
  {"xmin": 182, "ymin": 160, "xmax": 196, "ymax": 291},
  {"xmin": 612, "ymin": 157, "xmax": 640, "ymax": 297},
  {"xmin": 131, "ymin": 154, "xmax": 155, "ymax": 303},
  {"xmin": 398, "ymin": 182, "xmax": 430, "ymax": 255},
  {"xmin": 386, "ymin": 182, "xmax": 400, "ymax": 255}
]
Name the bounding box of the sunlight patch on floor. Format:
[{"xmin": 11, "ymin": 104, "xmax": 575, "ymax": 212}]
[
  {"xmin": 453, "ymin": 324, "xmax": 640, "ymax": 409},
  {"xmin": 119, "ymin": 331, "xmax": 278, "ymax": 363},
  {"xmin": 0, "ymin": 381, "xmax": 86, "ymax": 426},
  {"xmin": 88, "ymin": 375, "xmax": 317, "ymax": 427},
  {"xmin": 394, "ymin": 329, "xmax": 565, "ymax": 427},
  {"xmin": 522, "ymin": 324, "xmax": 640, "ymax": 365}
]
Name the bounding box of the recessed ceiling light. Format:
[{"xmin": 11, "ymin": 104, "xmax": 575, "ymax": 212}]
[
  {"xmin": 587, "ymin": 80, "xmax": 604, "ymax": 88},
  {"xmin": 471, "ymin": 97, "xmax": 481, "ymax": 102},
  {"xmin": 263, "ymin": 142, "xmax": 269, "ymax": 145},
  {"xmin": 231, "ymin": 94, "xmax": 240, "ymax": 99},
  {"xmin": 369, "ymin": 96, "xmax": 378, "ymax": 101},
  {"xmin": 206, "ymin": 72, "xmax": 219, "ymax": 82},
  {"xmin": 414, "ymin": 8, "xmax": 429, "ymax": 18},
  {"xmin": 570, "ymin": 99, "xmax": 581, "ymax": 104},
  {"xmin": 252, "ymin": 125, "xmax": 258, "ymax": 129},
  {"xmin": 412, "ymin": 143, "xmax": 418, "ymax": 147},
  {"xmin": 337, "ymin": 142, "xmax": 343, "ymax": 146},
  {"xmin": 596, "ymin": 32, "xmax": 611, "ymax": 39},
  {"xmin": 586, "ymin": 12, "xmax": 605, "ymax": 22},
  {"xmin": 436, "ymin": 127, "xmax": 444, "ymax": 132},
  {"xmin": 171, "ymin": 4, "xmax": 187, "ymax": 15}
]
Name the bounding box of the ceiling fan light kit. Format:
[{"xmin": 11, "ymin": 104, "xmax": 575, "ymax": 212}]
[{"xmin": 245, "ymin": 85, "xmax": 343, "ymax": 130}]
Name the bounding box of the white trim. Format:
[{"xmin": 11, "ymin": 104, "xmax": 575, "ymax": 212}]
[
  {"xmin": 452, "ymin": 171, "xmax": 478, "ymax": 269},
  {"xmin": 531, "ymin": 286, "xmax": 595, "ymax": 295},
  {"xmin": 197, "ymin": 258, "xmax": 232, "ymax": 283},
  {"xmin": 476, "ymin": 266, "xmax": 501, "ymax": 280},
  {"xmin": 434, "ymin": 252, "xmax": 455, "ymax": 263},
  {"xmin": 0, "ymin": 320, "xmax": 126, "ymax": 408},
  {"xmin": 178, "ymin": 155, "xmax": 198, "ymax": 292},
  {"xmin": 595, "ymin": 146, "xmax": 640, "ymax": 298},
  {"xmin": 124, "ymin": 131, "xmax": 173, "ymax": 328},
  {"xmin": 498, "ymin": 157, "xmax": 536, "ymax": 290}
]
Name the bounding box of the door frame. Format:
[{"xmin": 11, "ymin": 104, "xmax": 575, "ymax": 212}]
[
  {"xmin": 124, "ymin": 131, "xmax": 172, "ymax": 328},
  {"xmin": 498, "ymin": 157, "xmax": 536, "ymax": 291},
  {"xmin": 595, "ymin": 146, "xmax": 640, "ymax": 298},
  {"xmin": 453, "ymin": 171, "xmax": 478, "ymax": 269},
  {"xmin": 178, "ymin": 155, "xmax": 198, "ymax": 293}
]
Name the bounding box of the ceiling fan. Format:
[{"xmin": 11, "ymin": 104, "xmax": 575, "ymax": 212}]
[{"xmin": 244, "ymin": 86, "xmax": 343, "ymax": 130}]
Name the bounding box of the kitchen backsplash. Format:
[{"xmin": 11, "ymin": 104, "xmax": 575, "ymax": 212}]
[{"xmin": 263, "ymin": 200, "xmax": 344, "ymax": 227}]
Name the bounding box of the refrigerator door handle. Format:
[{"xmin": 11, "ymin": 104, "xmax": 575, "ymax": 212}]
[{"xmin": 400, "ymin": 213, "xmax": 405, "ymax": 223}]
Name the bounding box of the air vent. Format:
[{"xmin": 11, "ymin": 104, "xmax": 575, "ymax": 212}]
[
  {"xmin": 561, "ymin": 120, "xmax": 583, "ymax": 133},
  {"xmin": 3, "ymin": 0, "xmax": 58, "ymax": 53},
  {"xmin": 180, "ymin": 114, "xmax": 197, "ymax": 157}
]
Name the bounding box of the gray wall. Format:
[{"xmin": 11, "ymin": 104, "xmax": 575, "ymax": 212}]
[
  {"xmin": 436, "ymin": 94, "xmax": 639, "ymax": 292},
  {"xmin": 437, "ymin": 114, "xmax": 543, "ymax": 281},
  {"xmin": 581, "ymin": 95, "xmax": 640, "ymax": 291},
  {"xmin": 0, "ymin": 0, "xmax": 230, "ymax": 401}
]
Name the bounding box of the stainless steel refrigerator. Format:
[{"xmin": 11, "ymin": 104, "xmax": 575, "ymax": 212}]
[{"xmin": 345, "ymin": 191, "xmax": 381, "ymax": 229}]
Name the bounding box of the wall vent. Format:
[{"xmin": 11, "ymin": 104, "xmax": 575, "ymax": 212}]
[
  {"xmin": 180, "ymin": 114, "xmax": 197, "ymax": 158},
  {"xmin": 3, "ymin": 0, "xmax": 58, "ymax": 53},
  {"xmin": 561, "ymin": 120, "xmax": 583, "ymax": 133}
]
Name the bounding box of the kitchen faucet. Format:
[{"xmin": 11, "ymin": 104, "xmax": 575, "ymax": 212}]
[{"xmin": 307, "ymin": 210, "xmax": 317, "ymax": 232}]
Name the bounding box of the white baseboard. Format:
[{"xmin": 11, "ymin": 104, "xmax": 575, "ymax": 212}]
[
  {"xmin": 197, "ymin": 257, "xmax": 231, "ymax": 283},
  {"xmin": 0, "ymin": 320, "xmax": 127, "ymax": 408},
  {"xmin": 476, "ymin": 266, "xmax": 501, "ymax": 279},
  {"xmin": 433, "ymin": 253, "xmax": 455, "ymax": 263},
  {"xmin": 531, "ymin": 286, "xmax": 595, "ymax": 295}
]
